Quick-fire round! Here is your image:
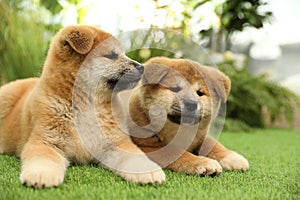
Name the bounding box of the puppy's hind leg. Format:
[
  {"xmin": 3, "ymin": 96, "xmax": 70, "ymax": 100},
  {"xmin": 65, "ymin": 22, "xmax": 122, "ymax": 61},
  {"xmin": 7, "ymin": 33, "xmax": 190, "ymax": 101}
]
[{"xmin": 20, "ymin": 137, "xmax": 69, "ymax": 188}]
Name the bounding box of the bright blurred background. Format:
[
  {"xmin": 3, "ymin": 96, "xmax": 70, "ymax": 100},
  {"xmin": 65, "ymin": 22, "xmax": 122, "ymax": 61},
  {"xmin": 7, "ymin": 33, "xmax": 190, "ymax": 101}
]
[{"xmin": 0, "ymin": 0, "xmax": 299, "ymax": 131}]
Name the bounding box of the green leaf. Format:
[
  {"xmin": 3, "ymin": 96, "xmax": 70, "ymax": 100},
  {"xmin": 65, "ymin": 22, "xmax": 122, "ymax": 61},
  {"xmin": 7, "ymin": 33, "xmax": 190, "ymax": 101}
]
[
  {"xmin": 67, "ymin": 0, "xmax": 82, "ymax": 5},
  {"xmin": 40, "ymin": 0, "xmax": 63, "ymax": 15},
  {"xmin": 193, "ymin": 0, "xmax": 210, "ymax": 10}
]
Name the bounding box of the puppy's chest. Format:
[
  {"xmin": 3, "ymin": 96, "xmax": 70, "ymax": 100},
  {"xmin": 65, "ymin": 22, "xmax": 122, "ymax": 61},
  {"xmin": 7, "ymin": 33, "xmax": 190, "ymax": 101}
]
[
  {"xmin": 157, "ymin": 127, "xmax": 206, "ymax": 152},
  {"xmin": 44, "ymin": 99, "xmax": 94, "ymax": 163}
]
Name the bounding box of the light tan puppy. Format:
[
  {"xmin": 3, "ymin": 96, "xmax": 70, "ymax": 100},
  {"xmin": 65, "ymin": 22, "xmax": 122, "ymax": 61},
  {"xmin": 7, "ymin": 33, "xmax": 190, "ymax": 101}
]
[
  {"xmin": 127, "ymin": 57, "xmax": 249, "ymax": 176},
  {"xmin": 0, "ymin": 25, "xmax": 165, "ymax": 188}
]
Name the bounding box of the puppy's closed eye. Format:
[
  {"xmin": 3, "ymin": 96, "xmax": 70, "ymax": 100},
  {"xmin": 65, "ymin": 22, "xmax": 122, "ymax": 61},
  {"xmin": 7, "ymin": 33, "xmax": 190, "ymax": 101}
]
[
  {"xmin": 103, "ymin": 51, "xmax": 118, "ymax": 60},
  {"xmin": 169, "ymin": 86, "xmax": 181, "ymax": 93}
]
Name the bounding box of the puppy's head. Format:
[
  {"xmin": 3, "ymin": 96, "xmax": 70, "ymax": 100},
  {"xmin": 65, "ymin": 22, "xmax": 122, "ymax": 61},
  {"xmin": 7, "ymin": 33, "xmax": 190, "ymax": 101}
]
[
  {"xmin": 45, "ymin": 25, "xmax": 143, "ymax": 92},
  {"xmin": 138, "ymin": 57, "xmax": 230, "ymax": 127}
]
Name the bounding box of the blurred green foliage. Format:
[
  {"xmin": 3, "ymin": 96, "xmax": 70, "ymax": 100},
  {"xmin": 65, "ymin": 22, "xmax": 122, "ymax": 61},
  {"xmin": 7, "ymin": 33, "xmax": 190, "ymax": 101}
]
[
  {"xmin": 120, "ymin": 29, "xmax": 211, "ymax": 64},
  {"xmin": 40, "ymin": 0, "xmax": 63, "ymax": 15},
  {"xmin": 149, "ymin": 0, "xmax": 273, "ymax": 52},
  {"xmin": 0, "ymin": 0, "xmax": 47, "ymax": 82},
  {"xmin": 0, "ymin": 0, "xmax": 83, "ymax": 83},
  {"xmin": 219, "ymin": 60, "xmax": 300, "ymax": 130},
  {"xmin": 200, "ymin": 0, "xmax": 273, "ymax": 51},
  {"xmin": 217, "ymin": 0, "xmax": 273, "ymax": 33},
  {"xmin": 39, "ymin": 0, "xmax": 84, "ymax": 23},
  {"xmin": 217, "ymin": 0, "xmax": 273, "ymax": 51}
]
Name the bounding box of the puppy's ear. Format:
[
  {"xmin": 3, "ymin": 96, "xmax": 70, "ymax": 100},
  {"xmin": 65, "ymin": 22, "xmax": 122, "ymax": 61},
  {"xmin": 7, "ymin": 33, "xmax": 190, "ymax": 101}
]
[
  {"xmin": 209, "ymin": 70, "xmax": 231, "ymax": 102},
  {"xmin": 197, "ymin": 64, "xmax": 231, "ymax": 102},
  {"xmin": 219, "ymin": 71, "xmax": 231, "ymax": 101},
  {"xmin": 142, "ymin": 63, "xmax": 176, "ymax": 86},
  {"xmin": 62, "ymin": 26, "xmax": 96, "ymax": 54}
]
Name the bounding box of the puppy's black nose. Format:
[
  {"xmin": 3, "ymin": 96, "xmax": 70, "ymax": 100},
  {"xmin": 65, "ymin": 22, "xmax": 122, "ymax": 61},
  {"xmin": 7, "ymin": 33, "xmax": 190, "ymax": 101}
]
[
  {"xmin": 134, "ymin": 63, "xmax": 144, "ymax": 74},
  {"xmin": 183, "ymin": 99, "xmax": 198, "ymax": 112}
]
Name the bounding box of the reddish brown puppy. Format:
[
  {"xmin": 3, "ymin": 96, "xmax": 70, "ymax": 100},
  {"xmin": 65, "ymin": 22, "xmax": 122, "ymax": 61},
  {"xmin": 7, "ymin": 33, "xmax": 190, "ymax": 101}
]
[{"xmin": 127, "ymin": 57, "xmax": 249, "ymax": 176}]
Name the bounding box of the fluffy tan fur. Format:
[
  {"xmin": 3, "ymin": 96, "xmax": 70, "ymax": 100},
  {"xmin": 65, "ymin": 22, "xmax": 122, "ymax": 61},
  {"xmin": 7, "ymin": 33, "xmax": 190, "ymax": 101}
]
[
  {"xmin": 0, "ymin": 25, "xmax": 165, "ymax": 188},
  {"xmin": 127, "ymin": 57, "xmax": 249, "ymax": 176}
]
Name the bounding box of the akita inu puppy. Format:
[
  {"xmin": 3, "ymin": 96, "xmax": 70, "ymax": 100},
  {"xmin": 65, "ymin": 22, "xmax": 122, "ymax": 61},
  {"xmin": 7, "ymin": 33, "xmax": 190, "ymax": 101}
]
[
  {"xmin": 126, "ymin": 57, "xmax": 249, "ymax": 176},
  {"xmin": 0, "ymin": 25, "xmax": 165, "ymax": 188}
]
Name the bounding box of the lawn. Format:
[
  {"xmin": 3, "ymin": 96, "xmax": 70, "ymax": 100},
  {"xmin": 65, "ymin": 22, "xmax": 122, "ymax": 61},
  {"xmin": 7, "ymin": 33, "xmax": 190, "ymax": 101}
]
[{"xmin": 0, "ymin": 128, "xmax": 299, "ymax": 200}]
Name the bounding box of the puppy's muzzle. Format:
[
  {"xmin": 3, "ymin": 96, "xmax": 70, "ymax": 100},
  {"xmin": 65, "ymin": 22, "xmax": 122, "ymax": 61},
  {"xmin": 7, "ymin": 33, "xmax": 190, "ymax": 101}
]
[
  {"xmin": 133, "ymin": 62, "xmax": 144, "ymax": 74},
  {"xmin": 109, "ymin": 61, "xmax": 144, "ymax": 92},
  {"xmin": 168, "ymin": 99, "xmax": 201, "ymax": 125},
  {"xmin": 121, "ymin": 61, "xmax": 144, "ymax": 82},
  {"xmin": 183, "ymin": 99, "xmax": 198, "ymax": 112}
]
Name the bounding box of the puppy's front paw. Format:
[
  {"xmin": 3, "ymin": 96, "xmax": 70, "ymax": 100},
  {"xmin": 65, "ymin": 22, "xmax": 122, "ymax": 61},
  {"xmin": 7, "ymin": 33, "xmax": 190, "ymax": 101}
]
[
  {"xmin": 172, "ymin": 156, "xmax": 222, "ymax": 176},
  {"xmin": 116, "ymin": 156, "xmax": 166, "ymax": 184},
  {"xmin": 219, "ymin": 152, "xmax": 249, "ymax": 171},
  {"xmin": 195, "ymin": 157, "xmax": 222, "ymax": 176},
  {"xmin": 119, "ymin": 169, "xmax": 166, "ymax": 184},
  {"xmin": 20, "ymin": 158, "xmax": 66, "ymax": 188}
]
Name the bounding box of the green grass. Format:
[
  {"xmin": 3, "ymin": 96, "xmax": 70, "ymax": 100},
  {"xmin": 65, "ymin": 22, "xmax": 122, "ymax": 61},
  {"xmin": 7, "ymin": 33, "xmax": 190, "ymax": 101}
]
[{"xmin": 1, "ymin": 129, "xmax": 299, "ymax": 200}]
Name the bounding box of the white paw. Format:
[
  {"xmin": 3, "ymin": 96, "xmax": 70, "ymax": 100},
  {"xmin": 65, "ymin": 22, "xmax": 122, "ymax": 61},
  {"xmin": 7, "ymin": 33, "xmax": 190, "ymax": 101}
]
[
  {"xmin": 20, "ymin": 158, "xmax": 66, "ymax": 188},
  {"xmin": 196, "ymin": 158, "xmax": 222, "ymax": 176},
  {"xmin": 219, "ymin": 152, "xmax": 249, "ymax": 171},
  {"xmin": 119, "ymin": 169, "xmax": 166, "ymax": 184},
  {"xmin": 116, "ymin": 155, "xmax": 166, "ymax": 184}
]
